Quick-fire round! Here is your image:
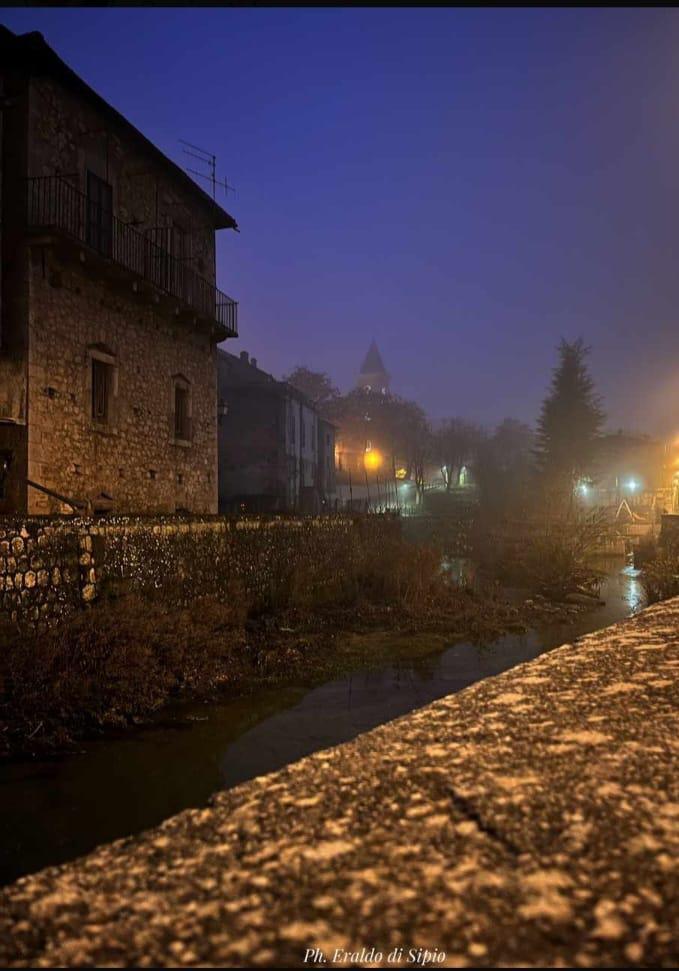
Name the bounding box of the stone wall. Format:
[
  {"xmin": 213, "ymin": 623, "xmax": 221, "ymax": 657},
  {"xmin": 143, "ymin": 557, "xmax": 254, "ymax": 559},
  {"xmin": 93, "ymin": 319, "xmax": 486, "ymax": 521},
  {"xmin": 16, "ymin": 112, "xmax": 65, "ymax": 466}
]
[
  {"xmin": 1, "ymin": 56, "xmax": 232, "ymax": 516},
  {"xmin": 0, "ymin": 513, "xmax": 402, "ymax": 632},
  {"xmin": 28, "ymin": 76, "xmax": 217, "ymax": 282},
  {"xmin": 0, "ymin": 519, "xmax": 83, "ymax": 630},
  {"xmin": 26, "ymin": 252, "xmax": 218, "ymax": 515},
  {"xmin": 21, "ymin": 69, "xmax": 224, "ymax": 516}
]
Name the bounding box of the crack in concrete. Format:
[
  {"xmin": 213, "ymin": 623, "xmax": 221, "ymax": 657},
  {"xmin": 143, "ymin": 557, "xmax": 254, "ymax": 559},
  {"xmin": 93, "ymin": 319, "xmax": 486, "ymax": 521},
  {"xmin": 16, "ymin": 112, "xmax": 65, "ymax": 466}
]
[{"xmin": 446, "ymin": 785, "xmax": 523, "ymax": 856}]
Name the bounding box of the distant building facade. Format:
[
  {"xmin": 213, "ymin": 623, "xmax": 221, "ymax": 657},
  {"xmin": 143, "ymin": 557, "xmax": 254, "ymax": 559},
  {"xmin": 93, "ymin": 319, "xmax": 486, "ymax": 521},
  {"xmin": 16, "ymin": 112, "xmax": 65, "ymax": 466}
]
[
  {"xmin": 0, "ymin": 26, "xmax": 238, "ymax": 515},
  {"xmin": 590, "ymin": 433, "xmax": 667, "ymax": 509},
  {"xmin": 317, "ymin": 417, "xmax": 337, "ymax": 505},
  {"xmin": 333, "ymin": 340, "xmax": 403, "ymax": 509},
  {"xmin": 217, "ymin": 350, "xmax": 336, "ymax": 513}
]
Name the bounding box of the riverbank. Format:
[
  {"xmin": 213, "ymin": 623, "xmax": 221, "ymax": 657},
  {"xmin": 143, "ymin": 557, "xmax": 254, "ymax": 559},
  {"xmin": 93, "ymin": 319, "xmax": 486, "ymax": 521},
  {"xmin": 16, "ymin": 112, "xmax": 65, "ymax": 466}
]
[
  {"xmin": 0, "ymin": 582, "xmax": 590, "ymax": 761},
  {"xmin": 1, "ymin": 511, "xmax": 613, "ymax": 760}
]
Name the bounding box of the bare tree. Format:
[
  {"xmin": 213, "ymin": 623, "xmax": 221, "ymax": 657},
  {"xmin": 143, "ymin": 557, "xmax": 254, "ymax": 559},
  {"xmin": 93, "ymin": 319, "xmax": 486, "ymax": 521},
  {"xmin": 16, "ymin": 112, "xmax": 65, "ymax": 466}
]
[
  {"xmin": 331, "ymin": 389, "xmax": 432, "ymax": 504},
  {"xmin": 389, "ymin": 398, "xmax": 431, "ymax": 506},
  {"xmin": 474, "ymin": 418, "xmax": 535, "ymax": 520},
  {"xmin": 433, "ymin": 418, "xmax": 485, "ymax": 491},
  {"xmin": 283, "ymin": 366, "xmax": 340, "ymax": 412}
]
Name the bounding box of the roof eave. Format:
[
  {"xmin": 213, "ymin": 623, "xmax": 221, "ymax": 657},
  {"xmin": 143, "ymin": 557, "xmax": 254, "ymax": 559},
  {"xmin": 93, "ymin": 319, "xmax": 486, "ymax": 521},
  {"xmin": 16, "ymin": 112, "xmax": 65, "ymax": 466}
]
[{"xmin": 1, "ymin": 26, "xmax": 239, "ymax": 232}]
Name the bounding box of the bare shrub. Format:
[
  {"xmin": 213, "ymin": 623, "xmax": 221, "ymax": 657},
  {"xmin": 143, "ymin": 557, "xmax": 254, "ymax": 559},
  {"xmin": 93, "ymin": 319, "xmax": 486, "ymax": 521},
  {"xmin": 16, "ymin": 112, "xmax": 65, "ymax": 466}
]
[
  {"xmin": 476, "ymin": 513, "xmax": 608, "ymax": 600},
  {"xmin": 0, "ymin": 515, "xmax": 484, "ymax": 755},
  {"xmin": 640, "ymin": 540, "xmax": 679, "ymax": 605},
  {"xmin": 1, "ymin": 593, "xmax": 247, "ymax": 747}
]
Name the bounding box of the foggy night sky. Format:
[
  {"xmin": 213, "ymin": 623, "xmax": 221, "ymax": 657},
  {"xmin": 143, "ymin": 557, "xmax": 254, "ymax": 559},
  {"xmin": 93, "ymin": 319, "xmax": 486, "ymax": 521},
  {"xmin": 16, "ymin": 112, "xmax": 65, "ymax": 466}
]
[{"xmin": 4, "ymin": 7, "xmax": 679, "ymax": 436}]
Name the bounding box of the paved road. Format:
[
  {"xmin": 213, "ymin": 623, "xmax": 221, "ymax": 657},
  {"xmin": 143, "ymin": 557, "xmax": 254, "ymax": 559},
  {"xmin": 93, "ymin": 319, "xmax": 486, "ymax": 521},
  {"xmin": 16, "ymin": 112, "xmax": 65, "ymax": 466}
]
[{"xmin": 1, "ymin": 600, "xmax": 678, "ymax": 968}]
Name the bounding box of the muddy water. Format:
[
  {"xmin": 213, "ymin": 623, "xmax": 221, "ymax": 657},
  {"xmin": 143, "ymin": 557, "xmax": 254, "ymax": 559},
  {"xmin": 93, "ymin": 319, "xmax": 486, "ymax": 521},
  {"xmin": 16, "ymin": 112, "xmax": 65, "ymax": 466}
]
[{"xmin": 0, "ymin": 560, "xmax": 642, "ymax": 886}]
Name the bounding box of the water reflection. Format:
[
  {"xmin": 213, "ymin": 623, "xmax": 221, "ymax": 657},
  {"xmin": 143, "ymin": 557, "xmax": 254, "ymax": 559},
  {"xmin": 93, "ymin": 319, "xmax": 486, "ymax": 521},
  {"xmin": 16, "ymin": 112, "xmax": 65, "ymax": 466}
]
[{"xmin": 621, "ymin": 565, "xmax": 644, "ymax": 614}]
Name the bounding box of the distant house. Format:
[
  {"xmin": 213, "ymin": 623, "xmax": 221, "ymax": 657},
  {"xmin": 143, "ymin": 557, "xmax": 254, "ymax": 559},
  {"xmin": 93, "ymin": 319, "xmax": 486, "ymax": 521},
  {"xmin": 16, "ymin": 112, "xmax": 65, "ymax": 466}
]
[
  {"xmin": 0, "ymin": 26, "xmax": 239, "ymax": 515},
  {"xmin": 591, "ymin": 433, "xmax": 666, "ymax": 507},
  {"xmin": 317, "ymin": 417, "xmax": 337, "ymax": 507},
  {"xmin": 217, "ymin": 350, "xmax": 336, "ymax": 514}
]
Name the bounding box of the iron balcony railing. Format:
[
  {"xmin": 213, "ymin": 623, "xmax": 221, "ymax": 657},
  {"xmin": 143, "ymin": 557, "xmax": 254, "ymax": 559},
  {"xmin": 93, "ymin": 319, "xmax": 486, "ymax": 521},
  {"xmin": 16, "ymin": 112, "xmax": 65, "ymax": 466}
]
[{"xmin": 26, "ymin": 176, "xmax": 238, "ymax": 338}]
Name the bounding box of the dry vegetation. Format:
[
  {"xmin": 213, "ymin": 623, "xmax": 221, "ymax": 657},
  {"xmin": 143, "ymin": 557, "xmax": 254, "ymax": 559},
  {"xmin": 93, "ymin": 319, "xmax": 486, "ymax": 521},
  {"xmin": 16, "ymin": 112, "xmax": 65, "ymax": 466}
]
[
  {"xmin": 639, "ymin": 539, "xmax": 679, "ymax": 605},
  {"xmin": 0, "ymin": 527, "xmax": 527, "ymax": 758},
  {"xmin": 474, "ymin": 514, "xmax": 609, "ymax": 601},
  {"xmin": 0, "ymin": 511, "xmax": 610, "ymax": 759}
]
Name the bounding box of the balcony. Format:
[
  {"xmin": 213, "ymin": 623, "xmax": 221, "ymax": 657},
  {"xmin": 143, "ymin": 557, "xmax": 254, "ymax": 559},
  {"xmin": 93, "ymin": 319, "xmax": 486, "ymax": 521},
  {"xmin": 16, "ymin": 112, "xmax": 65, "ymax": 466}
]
[{"xmin": 25, "ymin": 176, "xmax": 238, "ymax": 340}]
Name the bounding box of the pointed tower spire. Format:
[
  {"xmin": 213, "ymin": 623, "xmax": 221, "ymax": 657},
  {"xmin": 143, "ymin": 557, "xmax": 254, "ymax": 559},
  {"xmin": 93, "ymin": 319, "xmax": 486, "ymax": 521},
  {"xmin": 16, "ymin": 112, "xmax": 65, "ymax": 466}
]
[{"xmin": 357, "ymin": 340, "xmax": 390, "ymax": 393}]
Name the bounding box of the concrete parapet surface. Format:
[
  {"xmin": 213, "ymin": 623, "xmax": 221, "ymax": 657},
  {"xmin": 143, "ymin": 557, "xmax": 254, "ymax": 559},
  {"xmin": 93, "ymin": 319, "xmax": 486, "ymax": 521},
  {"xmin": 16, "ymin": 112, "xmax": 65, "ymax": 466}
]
[{"xmin": 0, "ymin": 599, "xmax": 677, "ymax": 967}]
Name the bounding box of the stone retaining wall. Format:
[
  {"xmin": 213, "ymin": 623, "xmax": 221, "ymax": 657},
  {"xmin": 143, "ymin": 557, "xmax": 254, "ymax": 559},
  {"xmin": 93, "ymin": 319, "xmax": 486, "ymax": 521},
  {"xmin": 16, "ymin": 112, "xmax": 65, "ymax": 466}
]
[
  {"xmin": 0, "ymin": 520, "xmax": 83, "ymax": 629},
  {"xmin": 0, "ymin": 513, "xmax": 401, "ymax": 632}
]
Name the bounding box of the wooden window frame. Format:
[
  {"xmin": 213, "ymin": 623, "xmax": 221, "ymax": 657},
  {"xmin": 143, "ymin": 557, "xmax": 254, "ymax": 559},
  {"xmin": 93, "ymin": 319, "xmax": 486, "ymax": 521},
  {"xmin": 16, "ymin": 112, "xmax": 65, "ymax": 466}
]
[{"xmin": 87, "ymin": 346, "xmax": 118, "ymax": 432}]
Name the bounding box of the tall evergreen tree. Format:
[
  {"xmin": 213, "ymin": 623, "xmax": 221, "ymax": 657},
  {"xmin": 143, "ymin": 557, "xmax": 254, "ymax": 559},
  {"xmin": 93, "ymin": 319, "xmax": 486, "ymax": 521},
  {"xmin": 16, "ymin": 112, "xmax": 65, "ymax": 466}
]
[{"xmin": 535, "ymin": 339, "xmax": 605, "ymax": 506}]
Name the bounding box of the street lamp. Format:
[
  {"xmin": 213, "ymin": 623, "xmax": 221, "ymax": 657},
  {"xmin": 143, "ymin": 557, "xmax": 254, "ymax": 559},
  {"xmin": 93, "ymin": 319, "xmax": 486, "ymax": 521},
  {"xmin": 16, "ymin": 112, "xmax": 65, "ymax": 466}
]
[{"xmin": 364, "ymin": 448, "xmax": 382, "ymax": 472}]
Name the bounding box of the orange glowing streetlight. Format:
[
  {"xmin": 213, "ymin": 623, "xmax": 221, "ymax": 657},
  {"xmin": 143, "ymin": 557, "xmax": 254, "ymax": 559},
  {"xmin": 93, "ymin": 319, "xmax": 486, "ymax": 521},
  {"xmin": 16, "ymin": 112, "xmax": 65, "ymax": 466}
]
[{"xmin": 363, "ymin": 447, "xmax": 382, "ymax": 472}]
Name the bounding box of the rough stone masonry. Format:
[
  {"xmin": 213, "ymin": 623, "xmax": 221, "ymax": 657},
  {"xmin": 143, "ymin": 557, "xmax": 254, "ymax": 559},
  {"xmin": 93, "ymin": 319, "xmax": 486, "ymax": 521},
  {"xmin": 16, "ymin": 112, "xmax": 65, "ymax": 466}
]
[
  {"xmin": 0, "ymin": 29, "xmax": 237, "ymax": 516},
  {"xmin": 0, "ymin": 598, "xmax": 677, "ymax": 968}
]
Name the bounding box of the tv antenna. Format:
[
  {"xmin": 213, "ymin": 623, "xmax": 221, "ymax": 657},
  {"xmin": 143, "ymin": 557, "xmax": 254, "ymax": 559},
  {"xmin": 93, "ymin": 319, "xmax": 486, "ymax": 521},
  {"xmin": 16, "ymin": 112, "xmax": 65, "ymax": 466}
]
[{"xmin": 179, "ymin": 139, "xmax": 236, "ymax": 200}]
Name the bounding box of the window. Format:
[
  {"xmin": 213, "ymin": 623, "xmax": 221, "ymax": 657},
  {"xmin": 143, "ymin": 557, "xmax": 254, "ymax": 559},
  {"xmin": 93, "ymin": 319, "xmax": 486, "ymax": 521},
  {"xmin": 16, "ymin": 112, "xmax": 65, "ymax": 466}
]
[
  {"xmin": 172, "ymin": 376, "xmax": 192, "ymax": 443},
  {"xmin": 301, "ymin": 413, "xmax": 306, "ymax": 448},
  {"xmin": 289, "ymin": 409, "xmax": 296, "ymax": 445},
  {"xmin": 86, "ymin": 171, "xmax": 113, "ymax": 257},
  {"xmin": 92, "ymin": 358, "xmax": 113, "ymax": 424},
  {"xmin": 174, "ymin": 384, "xmax": 190, "ymax": 440},
  {"xmin": 0, "ymin": 451, "xmax": 11, "ymax": 501}
]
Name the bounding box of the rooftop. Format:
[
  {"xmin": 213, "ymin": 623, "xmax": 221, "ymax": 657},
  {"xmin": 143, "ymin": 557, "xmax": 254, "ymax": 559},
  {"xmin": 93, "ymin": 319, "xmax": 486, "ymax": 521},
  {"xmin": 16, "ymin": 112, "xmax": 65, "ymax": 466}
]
[
  {"xmin": 360, "ymin": 339, "xmax": 387, "ymax": 376},
  {"xmin": 217, "ymin": 350, "xmax": 318, "ymax": 409},
  {"xmin": 0, "ymin": 25, "xmax": 238, "ymax": 231}
]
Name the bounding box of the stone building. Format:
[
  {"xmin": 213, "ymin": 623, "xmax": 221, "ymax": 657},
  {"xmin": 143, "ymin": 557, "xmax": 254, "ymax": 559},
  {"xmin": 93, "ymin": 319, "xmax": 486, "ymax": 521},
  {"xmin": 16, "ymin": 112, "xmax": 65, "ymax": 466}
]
[
  {"xmin": 217, "ymin": 350, "xmax": 336, "ymax": 513},
  {"xmin": 0, "ymin": 26, "xmax": 239, "ymax": 515}
]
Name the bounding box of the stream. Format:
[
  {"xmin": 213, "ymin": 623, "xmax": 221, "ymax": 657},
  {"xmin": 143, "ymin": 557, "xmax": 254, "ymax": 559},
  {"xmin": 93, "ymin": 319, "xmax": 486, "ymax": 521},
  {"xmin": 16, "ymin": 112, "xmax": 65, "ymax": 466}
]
[{"xmin": 0, "ymin": 559, "xmax": 642, "ymax": 886}]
